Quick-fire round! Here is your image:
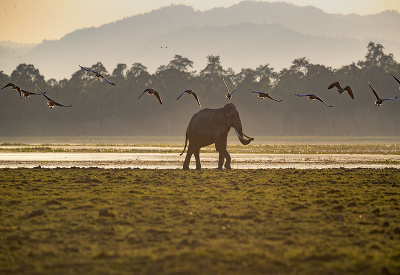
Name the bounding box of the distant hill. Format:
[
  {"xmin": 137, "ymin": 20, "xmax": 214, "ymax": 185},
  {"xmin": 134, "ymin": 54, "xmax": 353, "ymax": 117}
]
[
  {"xmin": 1, "ymin": 1, "xmax": 400, "ymax": 79},
  {"xmin": 0, "ymin": 41, "xmax": 37, "ymax": 74}
]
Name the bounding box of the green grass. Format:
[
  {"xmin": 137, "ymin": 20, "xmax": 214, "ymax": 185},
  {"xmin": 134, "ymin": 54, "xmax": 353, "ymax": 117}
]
[{"xmin": 0, "ymin": 168, "xmax": 399, "ymax": 274}]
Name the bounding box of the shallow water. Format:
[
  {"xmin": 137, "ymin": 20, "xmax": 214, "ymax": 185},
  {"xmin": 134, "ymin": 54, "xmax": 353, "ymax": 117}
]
[
  {"xmin": 2, "ymin": 136, "xmax": 400, "ymax": 145},
  {"xmin": 1, "ymin": 152, "xmax": 399, "ymax": 169}
]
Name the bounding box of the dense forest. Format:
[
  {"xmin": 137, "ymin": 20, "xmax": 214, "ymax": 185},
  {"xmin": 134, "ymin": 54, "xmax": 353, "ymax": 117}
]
[{"xmin": 1, "ymin": 42, "xmax": 400, "ymax": 137}]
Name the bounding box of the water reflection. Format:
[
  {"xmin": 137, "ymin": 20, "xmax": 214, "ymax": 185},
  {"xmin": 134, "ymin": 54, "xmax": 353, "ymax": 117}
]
[{"xmin": 1, "ymin": 152, "xmax": 399, "ymax": 169}]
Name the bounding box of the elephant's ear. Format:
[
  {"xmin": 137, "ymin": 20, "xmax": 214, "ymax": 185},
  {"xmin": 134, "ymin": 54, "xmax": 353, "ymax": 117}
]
[
  {"xmin": 217, "ymin": 105, "xmax": 230, "ymax": 128},
  {"xmin": 223, "ymin": 103, "xmax": 235, "ymax": 112},
  {"xmin": 218, "ymin": 103, "xmax": 236, "ymax": 129},
  {"xmin": 222, "ymin": 103, "xmax": 236, "ymax": 117}
]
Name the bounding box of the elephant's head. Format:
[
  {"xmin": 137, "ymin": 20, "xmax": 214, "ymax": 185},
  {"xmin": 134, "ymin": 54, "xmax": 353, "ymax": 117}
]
[{"xmin": 221, "ymin": 103, "xmax": 254, "ymax": 145}]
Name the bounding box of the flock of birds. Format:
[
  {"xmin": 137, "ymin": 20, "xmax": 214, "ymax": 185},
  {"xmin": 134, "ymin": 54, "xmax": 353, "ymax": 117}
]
[
  {"xmin": 2, "ymin": 65, "xmax": 400, "ymax": 109},
  {"xmin": 1, "ymin": 83, "xmax": 72, "ymax": 108}
]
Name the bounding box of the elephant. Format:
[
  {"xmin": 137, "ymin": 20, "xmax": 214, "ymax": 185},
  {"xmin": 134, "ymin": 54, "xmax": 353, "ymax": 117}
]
[{"xmin": 180, "ymin": 103, "xmax": 254, "ymax": 170}]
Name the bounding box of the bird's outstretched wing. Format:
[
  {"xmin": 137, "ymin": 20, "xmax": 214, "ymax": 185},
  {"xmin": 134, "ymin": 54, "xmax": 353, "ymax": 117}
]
[
  {"xmin": 267, "ymin": 95, "xmax": 283, "ymax": 102},
  {"xmin": 1, "ymin": 82, "xmax": 17, "ymax": 90},
  {"xmin": 30, "ymin": 91, "xmax": 44, "ymax": 96},
  {"xmin": 315, "ymin": 96, "xmax": 333, "ymax": 107},
  {"xmin": 1, "ymin": 82, "xmax": 21, "ymax": 98},
  {"xmin": 153, "ymin": 91, "xmax": 163, "ymax": 106},
  {"xmin": 138, "ymin": 90, "xmax": 148, "ymax": 99},
  {"xmin": 222, "ymin": 78, "xmax": 230, "ymax": 93},
  {"xmin": 43, "ymin": 93, "xmax": 54, "ymax": 102},
  {"xmin": 14, "ymin": 88, "xmax": 23, "ymax": 100},
  {"xmin": 55, "ymin": 102, "xmax": 72, "ymax": 107},
  {"xmin": 191, "ymin": 91, "xmax": 201, "ymax": 107},
  {"xmin": 392, "ymin": 74, "xmax": 400, "ymax": 86},
  {"xmin": 42, "ymin": 92, "xmax": 71, "ymax": 107},
  {"xmin": 231, "ymin": 85, "xmax": 241, "ymax": 94},
  {"xmin": 328, "ymin": 82, "xmax": 341, "ymax": 90},
  {"xmin": 37, "ymin": 87, "xmax": 45, "ymax": 94},
  {"xmin": 368, "ymin": 83, "xmax": 380, "ymax": 100},
  {"xmin": 382, "ymin": 96, "xmax": 398, "ymax": 101},
  {"xmin": 22, "ymin": 89, "xmax": 45, "ymax": 97},
  {"xmin": 79, "ymin": 65, "xmax": 97, "ymax": 73},
  {"xmin": 99, "ymin": 74, "xmax": 115, "ymax": 85},
  {"xmin": 296, "ymin": 94, "xmax": 332, "ymax": 107},
  {"xmin": 80, "ymin": 65, "xmax": 115, "ymax": 85},
  {"xmin": 344, "ymin": 86, "xmax": 354, "ymax": 100},
  {"xmin": 252, "ymin": 90, "xmax": 282, "ymax": 102},
  {"xmin": 176, "ymin": 91, "xmax": 186, "ymax": 100}
]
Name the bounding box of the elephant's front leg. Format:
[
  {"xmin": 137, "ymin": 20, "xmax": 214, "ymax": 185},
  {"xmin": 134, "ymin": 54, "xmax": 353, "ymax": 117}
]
[
  {"xmin": 223, "ymin": 150, "xmax": 232, "ymax": 169},
  {"xmin": 217, "ymin": 149, "xmax": 231, "ymax": 169}
]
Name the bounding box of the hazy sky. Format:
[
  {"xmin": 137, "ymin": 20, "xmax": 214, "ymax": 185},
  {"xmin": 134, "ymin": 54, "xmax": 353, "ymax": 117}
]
[{"xmin": 1, "ymin": 0, "xmax": 400, "ymax": 44}]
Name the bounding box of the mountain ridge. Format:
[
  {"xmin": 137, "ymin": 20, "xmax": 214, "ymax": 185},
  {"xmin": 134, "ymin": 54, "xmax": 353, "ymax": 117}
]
[{"xmin": 1, "ymin": 1, "xmax": 400, "ymax": 79}]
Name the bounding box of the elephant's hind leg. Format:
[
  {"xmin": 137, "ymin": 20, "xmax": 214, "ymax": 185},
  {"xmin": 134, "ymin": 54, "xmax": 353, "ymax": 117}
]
[
  {"xmin": 194, "ymin": 149, "xmax": 201, "ymax": 170},
  {"xmin": 216, "ymin": 139, "xmax": 229, "ymax": 170},
  {"xmin": 183, "ymin": 146, "xmax": 194, "ymax": 170}
]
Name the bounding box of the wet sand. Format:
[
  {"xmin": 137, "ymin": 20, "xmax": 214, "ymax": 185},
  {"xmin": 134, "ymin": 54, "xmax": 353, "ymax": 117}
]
[{"xmin": 1, "ymin": 152, "xmax": 399, "ymax": 169}]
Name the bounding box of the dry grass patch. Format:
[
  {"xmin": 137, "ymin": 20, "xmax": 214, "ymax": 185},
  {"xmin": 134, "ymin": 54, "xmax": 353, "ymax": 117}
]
[{"xmin": 0, "ymin": 168, "xmax": 399, "ymax": 274}]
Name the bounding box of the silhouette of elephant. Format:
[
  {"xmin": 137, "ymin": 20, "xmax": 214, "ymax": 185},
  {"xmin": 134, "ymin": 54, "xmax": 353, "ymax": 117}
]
[{"xmin": 181, "ymin": 103, "xmax": 254, "ymax": 170}]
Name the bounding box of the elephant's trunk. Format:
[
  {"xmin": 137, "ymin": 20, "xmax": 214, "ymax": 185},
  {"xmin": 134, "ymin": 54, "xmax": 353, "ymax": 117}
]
[{"xmin": 235, "ymin": 128, "xmax": 254, "ymax": 145}]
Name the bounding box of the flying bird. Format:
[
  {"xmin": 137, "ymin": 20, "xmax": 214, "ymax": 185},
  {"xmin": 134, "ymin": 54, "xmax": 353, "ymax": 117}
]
[
  {"xmin": 249, "ymin": 89, "xmax": 282, "ymax": 102},
  {"xmin": 328, "ymin": 82, "xmax": 354, "ymax": 100},
  {"xmin": 138, "ymin": 88, "xmax": 163, "ymax": 106},
  {"xmin": 392, "ymin": 74, "xmax": 400, "ymax": 89},
  {"xmin": 40, "ymin": 88, "xmax": 72, "ymax": 108},
  {"xmin": 368, "ymin": 82, "xmax": 398, "ymax": 106},
  {"xmin": 1, "ymin": 82, "xmax": 22, "ymax": 99},
  {"xmin": 176, "ymin": 89, "xmax": 201, "ymax": 107},
  {"xmin": 222, "ymin": 78, "xmax": 240, "ymax": 100},
  {"xmin": 295, "ymin": 93, "xmax": 333, "ymax": 107},
  {"xmin": 79, "ymin": 65, "xmax": 116, "ymax": 85},
  {"xmin": 20, "ymin": 89, "xmax": 45, "ymax": 99}
]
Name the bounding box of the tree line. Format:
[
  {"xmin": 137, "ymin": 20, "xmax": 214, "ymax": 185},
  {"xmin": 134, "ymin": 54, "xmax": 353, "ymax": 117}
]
[{"xmin": 0, "ymin": 42, "xmax": 400, "ymax": 137}]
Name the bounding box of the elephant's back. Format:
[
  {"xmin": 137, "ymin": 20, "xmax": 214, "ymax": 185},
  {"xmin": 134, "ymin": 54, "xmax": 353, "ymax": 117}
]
[
  {"xmin": 189, "ymin": 108, "xmax": 216, "ymax": 123},
  {"xmin": 187, "ymin": 108, "xmax": 219, "ymax": 132}
]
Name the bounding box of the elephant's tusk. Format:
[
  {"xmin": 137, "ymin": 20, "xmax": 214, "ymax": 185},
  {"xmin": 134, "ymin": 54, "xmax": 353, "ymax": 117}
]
[
  {"xmin": 235, "ymin": 129, "xmax": 254, "ymax": 145},
  {"xmin": 243, "ymin": 133, "xmax": 253, "ymax": 140},
  {"xmin": 235, "ymin": 128, "xmax": 245, "ymax": 140}
]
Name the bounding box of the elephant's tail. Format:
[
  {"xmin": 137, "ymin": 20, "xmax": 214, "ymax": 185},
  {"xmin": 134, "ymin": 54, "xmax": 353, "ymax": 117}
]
[{"xmin": 180, "ymin": 132, "xmax": 188, "ymax": 156}]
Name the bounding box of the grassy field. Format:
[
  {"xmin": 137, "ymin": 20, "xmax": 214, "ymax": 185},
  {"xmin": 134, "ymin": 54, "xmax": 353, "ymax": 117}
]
[{"xmin": 1, "ymin": 168, "xmax": 400, "ymax": 274}]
